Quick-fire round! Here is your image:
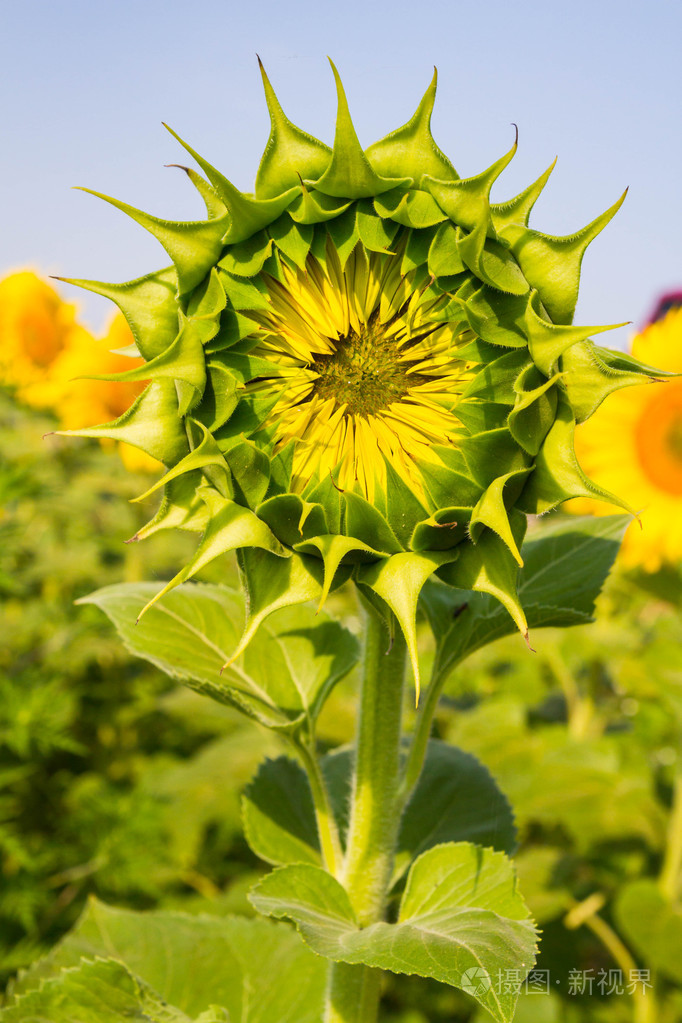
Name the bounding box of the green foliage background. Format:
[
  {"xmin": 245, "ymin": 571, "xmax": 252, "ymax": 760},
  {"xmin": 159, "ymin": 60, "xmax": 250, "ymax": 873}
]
[{"xmin": 1, "ymin": 387, "xmax": 681, "ymax": 1021}]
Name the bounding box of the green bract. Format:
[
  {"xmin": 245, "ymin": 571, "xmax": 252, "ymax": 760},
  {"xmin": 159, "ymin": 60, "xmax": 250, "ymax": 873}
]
[{"xmin": 63, "ymin": 59, "xmax": 657, "ymax": 694}]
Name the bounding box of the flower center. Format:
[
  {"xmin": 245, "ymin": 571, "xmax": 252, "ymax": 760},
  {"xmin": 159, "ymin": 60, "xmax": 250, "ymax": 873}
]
[
  {"xmin": 245, "ymin": 242, "xmax": 471, "ymax": 500},
  {"xmin": 311, "ymin": 312, "xmax": 426, "ymax": 416},
  {"xmin": 635, "ymin": 383, "xmax": 682, "ymax": 495}
]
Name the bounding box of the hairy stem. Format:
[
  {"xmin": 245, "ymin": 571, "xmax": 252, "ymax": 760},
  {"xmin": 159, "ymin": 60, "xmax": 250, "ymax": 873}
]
[
  {"xmin": 324, "ymin": 963, "xmax": 383, "ymax": 1023},
  {"xmin": 295, "ymin": 737, "xmax": 343, "ymax": 877},
  {"xmin": 400, "ymin": 661, "xmax": 446, "ymax": 803},
  {"xmin": 324, "ymin": 604, "xmax": 408, "ymax": 1023}
]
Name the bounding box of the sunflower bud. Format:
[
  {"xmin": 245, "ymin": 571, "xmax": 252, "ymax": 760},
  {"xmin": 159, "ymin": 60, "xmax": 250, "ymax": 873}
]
[{"xmin": 62, "ymin": 60, "xmax": 661, "ymax": 693}]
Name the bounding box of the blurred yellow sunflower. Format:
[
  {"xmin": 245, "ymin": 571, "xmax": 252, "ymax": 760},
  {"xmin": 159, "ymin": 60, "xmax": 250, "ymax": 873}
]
[
  {"xmin": 0, "ymin": 271, "xmax": 85, "ymax": 403},
  {"xmin": 45, "ymin": 314, "xmax": 161, "ymax": 472},
  {"xmin": 0, "ymin": 271, "xmax": 158, "ymax": 472},
  {"xmin": 572, "ymin": 300, "xmax": 682, "ymax": 570}
]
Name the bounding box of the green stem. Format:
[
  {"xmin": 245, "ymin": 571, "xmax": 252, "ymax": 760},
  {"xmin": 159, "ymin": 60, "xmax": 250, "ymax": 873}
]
[
  {"xmin": 544, "ymin": 645, "xmax": 597, "ymax": 741},
  {"xmin": 324, "ymin": 963, "xmax": 383, "ymax": 1023},
  {"xmin": 659, "ymin": 768, "xmax": 682, "ymax": 904},
  {"xmin": 324, "ymin": 603, "xmax": 408, "ymax": 1023},
  {"xmin": 566, "ymin": 897, "xmax": 656, "ymax": 1023},
  {"xmin": 400, "ymin": 660, "xmax": 446, "ymax": 803},
  {"xmin": 342, "ymin": 608, "xmax": 407, "ymax": 921},
  {"xmin": 583, "ymin": 913, "xmax": 656, "ymax": 1023},
  {"xmin": 295, "ymin": 738, "xmax": 343, "ymax": 877}
]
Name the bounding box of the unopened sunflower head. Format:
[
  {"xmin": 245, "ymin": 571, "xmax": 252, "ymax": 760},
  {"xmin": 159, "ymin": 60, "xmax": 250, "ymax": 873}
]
[{"xmin": 62, "ymin": 59, "xmax": 663, "ymax": 695}]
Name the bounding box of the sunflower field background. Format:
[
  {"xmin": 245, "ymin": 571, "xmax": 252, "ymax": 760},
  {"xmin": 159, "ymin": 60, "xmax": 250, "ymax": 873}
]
[
  {"xmin": 1, "ymin": 270, "xmax": 681, "ymax": 1021},
  {"xmin": 3, "ymin": 1, "xmax": 682, "ymax": 1020}
]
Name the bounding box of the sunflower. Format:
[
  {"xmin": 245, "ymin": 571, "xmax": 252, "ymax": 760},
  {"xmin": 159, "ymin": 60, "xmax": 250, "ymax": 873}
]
[
  {"xmin": 0, "ymin": 272, "xmax": 158, "ymax": 472},
  {"xmin": 47, "ymin": 313, "xmax": 162, "ymax": 473},
  {"xmin": 572, "ymin": 302, "xmax": 682, "ymax": 570},
  {"xmin": 0, "ymin": 271, "xmax": 84, "ymax": 404},
  {"xmin": 243, "ymin": 240, "xmax": 471, "ymax": 503},
  {"xmin": 61, "ymin": 60, "xmax": 660, "ymax": 688}
]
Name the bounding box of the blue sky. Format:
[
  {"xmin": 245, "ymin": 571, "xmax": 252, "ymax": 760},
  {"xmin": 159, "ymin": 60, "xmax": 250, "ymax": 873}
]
[{"xmin": 2, "ymin": 0, "xmax": 681, "ymax": 347}]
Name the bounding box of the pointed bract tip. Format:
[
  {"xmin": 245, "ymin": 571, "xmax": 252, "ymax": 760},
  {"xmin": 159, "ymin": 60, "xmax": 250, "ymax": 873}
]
[
  {"xmin": 42, "ymin": 431, "xmax": 56, "ymax": 440},
  {"xmin": 425, "ymin": 66, "xmax": 438, "ymax": 93},
  {"xmin": 523, "ymin": 632, "xmax": 536, "ymax": 654},
  {"xmin": 123, "ymin": 534, "xmax": 140, "ymax": 545},
  {"xmin": 327, "ymin": 57, "xmax": 344, "ymax": 93},
  {"xmin": 512, "ymin": 123, "xmax": 519, "ymax": 146}
]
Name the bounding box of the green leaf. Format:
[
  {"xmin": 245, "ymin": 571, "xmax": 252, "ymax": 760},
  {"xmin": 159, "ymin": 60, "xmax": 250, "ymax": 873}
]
[
  {"xmin": 78, "ymin": 582, "xmax": 358, "ymax": 732},
  {"xmin": 1, "ymin": 957, "xmax": 193, "ymax": 1023},
  {"xmin": 242, "ymin": 756, "xmax": 321, "ymax": 867},
  {"xmin": 8, "ymin": 898, "xmax": 325, "ymax": 1023},
  {"xmin": 394, "ymin": 741, "xmax": 516, "ymax": 883},
  {"xmin": 250, "ymin": 842, "xmax": 537, "ymax": 1023},
  {"xmin": 244, "ymin": 740, "xmax": 516, "ymax": 881},
  {"xmin": 421, "ymin": 514, "xmax": 627, "ymax": 680},
  {"xmin": 232, "ymin": 548, "xmax": 326, "ymax": 671},
  {"xmin": 615, "ymin": 880, "xmax": 682, "ymax": 983},
  {"xmin": 141, "ymin": 727, "xmax": 279, "ymax": 869},
  {"xmin": 243, "ymin": 751, "xmax": 355, "ymax": 869},
  {"xmin": 240, "ymin": 601, "xmax": 360, "ymax": 727}
]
